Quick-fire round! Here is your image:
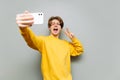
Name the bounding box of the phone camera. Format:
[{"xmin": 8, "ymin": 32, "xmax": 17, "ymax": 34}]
[{"xmin": 38, "ymin": 13, "xmax": 42, "ymax": 16}]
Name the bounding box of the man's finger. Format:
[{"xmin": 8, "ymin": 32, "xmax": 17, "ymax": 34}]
[
  {"xmin": 16, "ymin": 20, "xmax": 34, "ymax": 24},
  {"xmin": 66, "ymin": 28, "xmax": 71, "ymax": 34},
  {"xmin": 16, "ymin": 16, "xmax": 33, "ymax": 21},
  {"xmin": 64, "ymin": 28, "xmax": 69, "ymax": 35},
  {"xmin": 18, "ymin": 24, "xmax": 29, "ymax": 27},
  {"xmin": 24, "ymin": 10, "xmax": 29, "ymax": 14}
]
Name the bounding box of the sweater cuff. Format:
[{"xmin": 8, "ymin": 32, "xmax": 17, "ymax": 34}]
[
  {"xmin": 19, "ymin": 27, "xmax": 29, "ymax": 34},
  {"xmin": 71, "ymin": 37, "xmax": 78, "ymax": 42}
]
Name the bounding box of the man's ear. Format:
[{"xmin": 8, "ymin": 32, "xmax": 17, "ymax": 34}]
[
  {"xmin": 48, "ymin": 27, "xmax": 51, "ymax": 31},
  {"xmin": 49, "ymin": 28, "xmax": 50, "ymax": 31}
]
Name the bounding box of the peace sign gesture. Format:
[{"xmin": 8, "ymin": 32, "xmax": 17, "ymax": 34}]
[{"xmin": 64, "ymin": 28, "xmax": 75, "ymax": 39}]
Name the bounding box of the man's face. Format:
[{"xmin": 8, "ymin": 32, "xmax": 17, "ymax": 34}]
[{"xmin": 49, "ymin": 19, "xmax": 62, "ymax": 36}]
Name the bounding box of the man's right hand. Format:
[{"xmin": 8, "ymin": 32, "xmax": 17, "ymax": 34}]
[{"xmin": 16, "ymin": 11, "xmax": 34, "ymax": 28}]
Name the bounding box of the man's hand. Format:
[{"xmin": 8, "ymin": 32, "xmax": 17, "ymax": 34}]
[
  {"xmin": 64, "ymin": 28, "xmax": 75, "ymax": 39},
  {"xmin": 16, "ymin": 11, "xmax": 34, "ymax": 28}
]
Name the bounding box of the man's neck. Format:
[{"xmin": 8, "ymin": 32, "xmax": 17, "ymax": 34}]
[{"xmin": 50, "ymin": 34, "xmax": 59, "ymax": 38}]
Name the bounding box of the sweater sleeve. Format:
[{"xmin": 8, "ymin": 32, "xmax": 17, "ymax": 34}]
[
  {"xmin": 19, "ymin": 27, "xmax": 44, "ymax": 52},
  {"xmin": 69, "ymin": 37, "xmax": 84, "ymax": 56}
]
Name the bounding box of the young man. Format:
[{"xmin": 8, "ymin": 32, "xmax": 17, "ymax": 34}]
[{"xmin": 16, "ymin": 11, "xmax": 84, "ymax": 80}]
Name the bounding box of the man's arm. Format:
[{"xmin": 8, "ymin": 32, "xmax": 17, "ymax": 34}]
[
  {"xmin": 16, "ymin": 11, "xmax": 43, "ymax": 51},
  {"xmin": 69, "ymin": 37, "xmax": 84, "ymax": 56},
  {"xmin": 19, "ymin": 27, "xmax": 43, "ymax": 51},
  {"xmin": 64, "ymin": 28, "xmax": 84, "ymax": 56}
]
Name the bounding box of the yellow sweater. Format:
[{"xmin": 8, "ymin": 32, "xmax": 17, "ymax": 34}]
[{"xmin": 20, "ymin": 27, "xmax": 84, "ymax": 80}]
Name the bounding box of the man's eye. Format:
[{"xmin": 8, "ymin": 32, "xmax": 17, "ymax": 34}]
[
  {"xmin": 51, "ymin": 22, "xmax": 60, "ymax": 25},
  {"xmin": 52, "ymin": 23, "xmax": 55, "ymax": 25},
  {"xmin": 57, "ymin": 23, "xmax": 60, "ymax": 25}
]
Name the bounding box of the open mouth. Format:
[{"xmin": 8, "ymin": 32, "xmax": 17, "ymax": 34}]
[{"xmin": 53, "ymin": 28, "xmax": 58, "ymax": 31}]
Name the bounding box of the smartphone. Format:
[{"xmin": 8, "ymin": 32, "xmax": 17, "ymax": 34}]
[{"xmin": 31, "ymin": 12, "xmax": 44, "ymax": 24}]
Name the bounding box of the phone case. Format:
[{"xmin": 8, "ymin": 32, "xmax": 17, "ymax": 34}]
[{"xmin": 31, "ymin": 12, "xmax": 44, "ymax": 24}]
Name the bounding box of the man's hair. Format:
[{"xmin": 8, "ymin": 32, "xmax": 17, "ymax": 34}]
[{"xmin": 48, "ymin": 16, "xmax": 64, "ymax": 28}]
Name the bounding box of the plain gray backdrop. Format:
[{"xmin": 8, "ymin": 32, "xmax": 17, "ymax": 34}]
[{"xmin": 0, "ymin": 0, "xmax": 120, "ymax": 80}]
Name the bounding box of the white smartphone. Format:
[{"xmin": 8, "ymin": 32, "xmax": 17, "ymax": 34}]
[{"xmin": 31, "ymin": 12, "xmax": 44, "ymax": 24}]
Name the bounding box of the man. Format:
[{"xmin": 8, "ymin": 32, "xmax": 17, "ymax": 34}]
[{"xmin": 16, "ymin": 11, "xmax": 84, "ymax": 80}]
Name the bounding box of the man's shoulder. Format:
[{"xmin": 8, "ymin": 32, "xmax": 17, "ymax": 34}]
[{"xmin": 38, "ymin": 35, "xmax": 47, "ymax": 38}]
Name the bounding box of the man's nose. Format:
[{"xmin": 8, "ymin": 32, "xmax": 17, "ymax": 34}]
[
  {"xmin": 54, "ymin": 25, "xmax": 57, "ymax": 27},
  {"xmin": 54, "ymin": 24, "xmax": 58, "ymax": 26}
]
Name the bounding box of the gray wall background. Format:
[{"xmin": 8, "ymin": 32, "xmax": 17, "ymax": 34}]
[{"xmin": 0, "ymin": 0, "xmax": 120, "ymax": 80}]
